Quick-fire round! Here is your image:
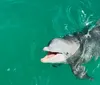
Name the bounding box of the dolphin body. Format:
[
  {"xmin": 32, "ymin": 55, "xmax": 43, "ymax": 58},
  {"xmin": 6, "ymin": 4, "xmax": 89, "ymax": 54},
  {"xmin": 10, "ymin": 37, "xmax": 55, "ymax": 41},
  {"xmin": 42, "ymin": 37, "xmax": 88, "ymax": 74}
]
[{"xmin": 41, "ymin": 20, "xmax": 100, "ymax": 80}]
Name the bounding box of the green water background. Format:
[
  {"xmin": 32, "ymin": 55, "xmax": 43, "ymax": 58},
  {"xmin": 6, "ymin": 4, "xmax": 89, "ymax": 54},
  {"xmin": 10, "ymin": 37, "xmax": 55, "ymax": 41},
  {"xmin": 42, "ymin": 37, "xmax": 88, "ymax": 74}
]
[{"xmin": 0, "ymin": 0, "xmax": 100, "ymax": 85}]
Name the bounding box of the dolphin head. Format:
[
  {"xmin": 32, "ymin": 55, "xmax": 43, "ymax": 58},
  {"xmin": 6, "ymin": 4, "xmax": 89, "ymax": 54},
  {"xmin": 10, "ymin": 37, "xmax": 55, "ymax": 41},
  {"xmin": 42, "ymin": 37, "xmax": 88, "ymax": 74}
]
[{"xmin": 41, "ymin": 37, "xmax": 80, "ymax": 64}]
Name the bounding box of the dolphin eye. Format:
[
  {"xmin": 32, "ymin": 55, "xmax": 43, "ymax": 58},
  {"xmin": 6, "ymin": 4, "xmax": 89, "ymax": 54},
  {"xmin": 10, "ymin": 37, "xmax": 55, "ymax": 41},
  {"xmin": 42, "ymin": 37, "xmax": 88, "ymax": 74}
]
[{"xmin": 66, "ymin": 52, "xmax": 69, "ymax": 55}]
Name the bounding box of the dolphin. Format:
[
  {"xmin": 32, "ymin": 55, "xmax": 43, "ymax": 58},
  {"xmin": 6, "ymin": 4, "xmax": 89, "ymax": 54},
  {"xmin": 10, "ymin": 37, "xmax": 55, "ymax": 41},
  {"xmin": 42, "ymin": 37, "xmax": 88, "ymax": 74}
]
[{"xmin": 40, "ymin": 20, "xmax": 100, "ymax": 80}]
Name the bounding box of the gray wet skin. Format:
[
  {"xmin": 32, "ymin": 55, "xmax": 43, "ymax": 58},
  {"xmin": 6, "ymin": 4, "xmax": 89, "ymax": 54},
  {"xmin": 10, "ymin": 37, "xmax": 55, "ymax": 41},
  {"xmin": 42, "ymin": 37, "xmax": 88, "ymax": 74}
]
[{"xmin": 41, "ymin": 20, "xmax": 100, "ymax": 80}]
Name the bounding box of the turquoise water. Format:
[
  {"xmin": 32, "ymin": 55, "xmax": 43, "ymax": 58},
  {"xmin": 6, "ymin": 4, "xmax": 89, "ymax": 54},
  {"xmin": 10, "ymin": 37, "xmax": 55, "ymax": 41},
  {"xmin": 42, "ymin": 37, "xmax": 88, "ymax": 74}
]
[{"xmin": 0, "ymin": 0, "xmax": 100, "ymax": 85}]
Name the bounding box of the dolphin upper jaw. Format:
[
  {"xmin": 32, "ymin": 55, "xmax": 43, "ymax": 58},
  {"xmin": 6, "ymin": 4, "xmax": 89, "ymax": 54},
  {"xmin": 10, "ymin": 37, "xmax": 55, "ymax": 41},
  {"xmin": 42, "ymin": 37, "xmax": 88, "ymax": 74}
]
[{"xmin": 43, "ymin": 38, "xmax": 81, "ymax": 56}]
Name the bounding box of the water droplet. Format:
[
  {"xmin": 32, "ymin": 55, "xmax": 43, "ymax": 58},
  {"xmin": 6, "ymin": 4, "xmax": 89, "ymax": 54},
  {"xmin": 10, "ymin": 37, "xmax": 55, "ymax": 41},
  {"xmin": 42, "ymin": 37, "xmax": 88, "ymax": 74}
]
[
  {"xmin": 64, "ymin": 24, "xmax": 68, "ymax": 30},
  {"xmin": 7, "ymin": 68, "xmax": 10, "ymax": 71},
  {"xmin": 13, "ymin": 68, "xmax": 16, "ymax": 72}
]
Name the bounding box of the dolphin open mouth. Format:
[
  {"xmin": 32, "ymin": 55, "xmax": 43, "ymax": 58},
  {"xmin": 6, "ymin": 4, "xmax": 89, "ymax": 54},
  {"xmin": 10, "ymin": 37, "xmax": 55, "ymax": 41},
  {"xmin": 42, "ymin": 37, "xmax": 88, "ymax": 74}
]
[
  {"xmin": 48, "ymin": 52, "xmax": 58, "ymax": 56},
  {"xmin": 41, "ymin": 47, "xmax": 67, "ymax": 64},
  {"xmin": 41, "ymin": 51, "xmax": 60, "ymax": 63}
]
